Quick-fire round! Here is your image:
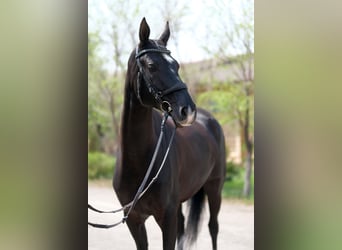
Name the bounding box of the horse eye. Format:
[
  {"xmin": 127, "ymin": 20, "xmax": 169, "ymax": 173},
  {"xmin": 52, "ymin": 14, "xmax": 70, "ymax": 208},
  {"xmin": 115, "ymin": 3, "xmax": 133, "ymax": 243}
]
[{"xmin": 148, "ymin": 63, "xmax": 157, "ymax": 72}]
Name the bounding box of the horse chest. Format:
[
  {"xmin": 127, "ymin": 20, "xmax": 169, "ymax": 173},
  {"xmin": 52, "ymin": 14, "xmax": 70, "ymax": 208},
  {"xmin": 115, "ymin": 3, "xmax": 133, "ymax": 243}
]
[{"xmin": 114, "ymin": 157, "xmax": 174, "ymax": 206}]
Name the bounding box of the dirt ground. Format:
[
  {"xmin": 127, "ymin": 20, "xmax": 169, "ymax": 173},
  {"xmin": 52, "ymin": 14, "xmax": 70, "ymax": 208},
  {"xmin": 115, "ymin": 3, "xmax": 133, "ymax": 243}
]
[{"xmin": 88, "ymin": 183, "xmax": 254, "ymax": 250}]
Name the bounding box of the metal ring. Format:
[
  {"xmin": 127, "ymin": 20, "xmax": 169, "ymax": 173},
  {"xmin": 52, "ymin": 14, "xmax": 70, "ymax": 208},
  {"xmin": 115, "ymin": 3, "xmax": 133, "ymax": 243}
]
[{"xmin": 161, "ymin": 101, "xmax": 172, "ymax": 113}]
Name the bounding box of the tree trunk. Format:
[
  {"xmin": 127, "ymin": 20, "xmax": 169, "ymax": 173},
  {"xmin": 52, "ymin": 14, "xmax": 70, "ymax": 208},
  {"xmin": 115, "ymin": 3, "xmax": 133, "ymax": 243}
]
[
  {"xmin": 242, "ymin": 97, "xmax": 253, "ymax": 197},
  {"xmin": 243, "ymin": 149, "xmax": 252, "ymax": 197}
]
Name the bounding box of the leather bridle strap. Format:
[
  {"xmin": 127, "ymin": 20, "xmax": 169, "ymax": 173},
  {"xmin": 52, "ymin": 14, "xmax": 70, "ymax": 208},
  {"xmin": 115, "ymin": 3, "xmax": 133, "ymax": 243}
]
[{"xmin": 135, "ymin": 48, "xmax": 171, "ymax": 58}]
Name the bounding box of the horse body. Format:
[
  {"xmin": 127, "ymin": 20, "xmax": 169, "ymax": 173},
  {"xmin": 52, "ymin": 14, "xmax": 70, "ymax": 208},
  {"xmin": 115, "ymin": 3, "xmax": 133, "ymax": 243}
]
[
  {"xmin": 113, "ymin": 18, "xmax": 226, "ymax": 250},
  {"xmin": 169, "ymin": 108, "xmax": 225, "ymax": 202}
]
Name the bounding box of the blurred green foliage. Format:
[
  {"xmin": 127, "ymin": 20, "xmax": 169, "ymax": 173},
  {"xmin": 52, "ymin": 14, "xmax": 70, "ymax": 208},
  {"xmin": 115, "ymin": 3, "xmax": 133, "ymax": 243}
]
[
  {"xmin": 223, "ymin": 164, "xmax": 254, "ymax": 201},
  {"xmin": 196, "ymin": 82, "xmax": 253, "ymax": 129},
  {"xmin": 88, "ymin": 152, "xmax": 116, "ymax": 179},
  {"xmin": 88, "ymin": 32, "xmax": 123, "ymax": 152},
  {"xmin": 226, "ymin": 161, "xmax": 242, "ymax": 181}
]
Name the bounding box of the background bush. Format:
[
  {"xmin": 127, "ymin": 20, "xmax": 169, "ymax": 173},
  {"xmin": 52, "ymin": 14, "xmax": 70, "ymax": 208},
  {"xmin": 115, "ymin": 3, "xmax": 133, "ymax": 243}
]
[
  {"xmin": 226, "ymin": 161, "xmax": 241, "ymax": 181},
  {"xmin": 88, "ymin": 152, "xmax": 116, "ymax": 179},
  {"xmin": 223, "ymin": 162, "xmax": 254, "ymax": 201}
]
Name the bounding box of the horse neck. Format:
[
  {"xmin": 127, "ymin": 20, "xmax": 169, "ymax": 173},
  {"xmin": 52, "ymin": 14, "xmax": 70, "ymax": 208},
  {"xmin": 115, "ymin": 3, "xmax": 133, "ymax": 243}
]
[{"xmin": 121, "ymin": 78, "xmax": 156, "ymax": 167}]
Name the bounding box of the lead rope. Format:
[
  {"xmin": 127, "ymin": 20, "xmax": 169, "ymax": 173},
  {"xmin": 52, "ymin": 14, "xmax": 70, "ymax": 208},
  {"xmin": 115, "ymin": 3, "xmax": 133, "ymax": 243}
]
[{"xmin": 88, "ymin": 112, "xmax": 176, "ymax": 229}]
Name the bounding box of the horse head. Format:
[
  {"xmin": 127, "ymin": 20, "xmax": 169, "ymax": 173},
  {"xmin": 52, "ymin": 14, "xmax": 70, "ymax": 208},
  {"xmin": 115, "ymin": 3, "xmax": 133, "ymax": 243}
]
[{"xmin": 132, "ymin": 18, "xmax": 196, "ymax": 127}]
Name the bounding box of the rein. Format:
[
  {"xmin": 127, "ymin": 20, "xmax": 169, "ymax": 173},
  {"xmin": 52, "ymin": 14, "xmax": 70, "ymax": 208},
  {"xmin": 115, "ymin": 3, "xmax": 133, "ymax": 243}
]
[{"xmin": 88, "ymin": 112, "xmax": 176, "ymax": 229}]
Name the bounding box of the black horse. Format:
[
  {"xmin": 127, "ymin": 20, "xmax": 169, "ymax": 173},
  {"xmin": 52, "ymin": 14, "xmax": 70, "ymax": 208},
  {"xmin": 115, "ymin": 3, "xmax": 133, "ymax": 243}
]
[{"xmin": 113, "ymin": 18, "xmax": 226, "ymax": 250}]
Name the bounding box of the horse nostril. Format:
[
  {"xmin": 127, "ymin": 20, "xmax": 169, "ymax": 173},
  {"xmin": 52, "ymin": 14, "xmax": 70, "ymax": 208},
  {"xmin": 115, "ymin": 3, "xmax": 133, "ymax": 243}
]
[
  {"xmin": 177, "ymin": 106, "xmax": 196, "ymax": 126},
  {"xmin": 180, "ymin": 106, "xmax": 188, "ymax": 119}
]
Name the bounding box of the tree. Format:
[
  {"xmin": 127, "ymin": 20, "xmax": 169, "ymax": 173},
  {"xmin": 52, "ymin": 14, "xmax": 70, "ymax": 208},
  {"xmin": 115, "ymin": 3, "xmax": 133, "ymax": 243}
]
[
  {"xmin": 201, "ymin": 0, "xmax": 254, "ymax": 197},
  {"xmin": 88, "ymin": 31, "xmax": 107, "ymax": 151},
  {"xmin": 88, "ymin": 0, "xmax": 141, "ymax": 153},
  {"xmin": 158, "ymin": 0, "xmax": 189, "ymax": 56},
  {"xmin": 156, "ymin": 0, "xmax": 192, "ymax": 86}
]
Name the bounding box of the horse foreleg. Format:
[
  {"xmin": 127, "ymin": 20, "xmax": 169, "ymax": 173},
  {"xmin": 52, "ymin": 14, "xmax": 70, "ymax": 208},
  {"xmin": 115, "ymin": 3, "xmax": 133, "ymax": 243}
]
[
  {"xmin": 126, "ymin": 213, "xmax": 148, "ymax": 250},
  {"xmin": 155, "ymin": 206, "xmax": 178, "ymax": 250}
]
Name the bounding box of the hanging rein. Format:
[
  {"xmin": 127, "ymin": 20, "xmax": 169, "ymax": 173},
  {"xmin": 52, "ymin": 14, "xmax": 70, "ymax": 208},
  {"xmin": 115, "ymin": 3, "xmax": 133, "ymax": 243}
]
[{"xmin": 88, "ymin": 46, "xmax": 186, "ymax": 229}]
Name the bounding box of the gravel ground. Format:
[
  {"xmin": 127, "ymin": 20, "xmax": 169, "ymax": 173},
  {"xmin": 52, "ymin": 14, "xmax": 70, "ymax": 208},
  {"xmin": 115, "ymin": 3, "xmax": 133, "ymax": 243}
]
[{"xmin": 88, "ymin": 184, "xmax": 254, "ymax": 250}]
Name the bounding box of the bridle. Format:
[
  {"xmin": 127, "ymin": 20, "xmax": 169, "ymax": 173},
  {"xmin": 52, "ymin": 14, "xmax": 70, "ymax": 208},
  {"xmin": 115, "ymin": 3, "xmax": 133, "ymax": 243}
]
[
  {"xmin": 135, "ymin": 45, "xmax": 187, "ymax": 112},
  {"xmin": 88, "ymin": 45, "xmax": 186, "ymax": 229}
]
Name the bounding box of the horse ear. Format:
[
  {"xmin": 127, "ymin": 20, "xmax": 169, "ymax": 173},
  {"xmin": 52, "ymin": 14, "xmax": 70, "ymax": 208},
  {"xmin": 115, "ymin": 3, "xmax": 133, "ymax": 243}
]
[
  {"xmin": 159, "ymin": 21, "xmax": 170, "ymax": 46},
  {"xmin": 139, "ymin": 17, "xmax": 150, "ymax": 44}
]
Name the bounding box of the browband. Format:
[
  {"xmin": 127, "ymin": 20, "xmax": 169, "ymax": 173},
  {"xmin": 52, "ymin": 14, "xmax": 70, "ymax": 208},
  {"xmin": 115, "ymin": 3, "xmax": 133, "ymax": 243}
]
[{"xmin": 135, "ymin": 48, "xmax": 171, "ymax": 59}]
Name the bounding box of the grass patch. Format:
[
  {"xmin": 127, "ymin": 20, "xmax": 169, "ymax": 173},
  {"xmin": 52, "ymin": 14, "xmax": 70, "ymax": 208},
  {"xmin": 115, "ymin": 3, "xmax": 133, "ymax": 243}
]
[{"xmin": 222, "ymin": 166, "xmax": 254, "ymax": 202}]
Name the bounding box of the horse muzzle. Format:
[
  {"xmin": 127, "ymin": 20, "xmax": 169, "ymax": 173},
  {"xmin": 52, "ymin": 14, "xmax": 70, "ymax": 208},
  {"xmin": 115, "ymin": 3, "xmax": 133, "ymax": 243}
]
[{"xmin": 173, "ymin": 105, "xmax": 196, "ymax": 127}]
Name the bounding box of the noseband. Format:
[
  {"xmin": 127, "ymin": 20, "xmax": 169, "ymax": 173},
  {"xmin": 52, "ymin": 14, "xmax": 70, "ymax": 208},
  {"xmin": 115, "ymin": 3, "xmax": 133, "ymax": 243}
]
[{"xmin": 135, "ymin": 46, "xmax": 187, "ymax": 112}]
